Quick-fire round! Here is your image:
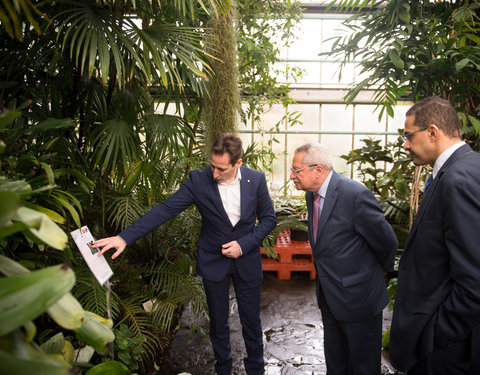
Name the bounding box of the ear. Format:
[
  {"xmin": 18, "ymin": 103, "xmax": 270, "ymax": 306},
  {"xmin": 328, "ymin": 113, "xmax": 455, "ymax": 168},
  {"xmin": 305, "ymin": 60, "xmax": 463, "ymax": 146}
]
[
  {"xmin": 427, "ymin": 124, "xmax": 441, "ymax": 139},
  {"xmin": 313, "ymin": 164, "xmax": 324, "ymax": 174},
  {"xmin": 235, "ymin": 159, "xmax": 243, "ymax": 168}
]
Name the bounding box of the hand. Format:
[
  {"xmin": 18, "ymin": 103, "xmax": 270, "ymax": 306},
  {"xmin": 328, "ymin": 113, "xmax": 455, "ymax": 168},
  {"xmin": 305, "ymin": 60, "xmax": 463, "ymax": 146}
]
[
  {"xmin": 92, "ymin": 236, "xmax": 126, "ymax": 260},
  {"xmin": 221, "ymin": 241, "xmax": 242, "ymax": 259}
]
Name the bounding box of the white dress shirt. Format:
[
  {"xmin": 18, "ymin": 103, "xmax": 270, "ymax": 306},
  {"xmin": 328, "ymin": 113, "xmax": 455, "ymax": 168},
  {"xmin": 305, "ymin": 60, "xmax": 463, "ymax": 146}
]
[
  {"xmin": 217, "ymin": 168, "xmax": 242, "ymax": 227},
  {"xmin": 432, "ymin": 141, "xmax": 466, "ymax": 178}
]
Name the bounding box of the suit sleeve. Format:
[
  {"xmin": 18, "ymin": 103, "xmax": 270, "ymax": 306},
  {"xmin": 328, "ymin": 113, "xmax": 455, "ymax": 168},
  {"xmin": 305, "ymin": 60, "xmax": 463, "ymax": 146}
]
[
  {"xmin": 118, "ymin": 179, "xmax": 195, "ymax": 246},
  {"xmin": 435, "ymin": 176, "xmax": 480, "ymax": 343},
  {"xmin": 236, "ymin": 173, "xmax": 276, "ymax": 255},
  {"xmin": 353, "ymin": 188, "xmax": 398, "ymax": 271}
]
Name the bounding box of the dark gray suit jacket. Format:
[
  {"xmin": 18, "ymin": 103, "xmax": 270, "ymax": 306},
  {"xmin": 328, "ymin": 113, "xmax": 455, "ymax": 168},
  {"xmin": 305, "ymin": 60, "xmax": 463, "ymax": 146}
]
[
  {"xmin": 308, "ymin": 171, "xmax": 397, "ymax": 322},
  {"xmin": 389, "ymin": 144, "xmax": 480, "ymax": 372}
]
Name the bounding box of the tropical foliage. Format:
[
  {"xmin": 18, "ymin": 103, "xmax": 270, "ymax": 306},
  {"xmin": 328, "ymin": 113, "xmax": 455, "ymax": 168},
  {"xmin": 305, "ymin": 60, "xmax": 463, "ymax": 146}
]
[
  {"xmin": 0, "ymin": 0, "xmax": 304, "ymax": 373},
  {"xmin": 324, "ymin": 0, "xmax": 480, "ymax": 149}
]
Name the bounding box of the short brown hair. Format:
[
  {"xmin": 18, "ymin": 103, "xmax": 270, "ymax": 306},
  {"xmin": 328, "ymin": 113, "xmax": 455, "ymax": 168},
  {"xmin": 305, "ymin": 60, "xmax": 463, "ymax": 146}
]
[
  {"xmin": 210, "ymin": 133, "xmax": 242, "ymax": 165},
  {"xmin": 406, "ymin": 96, "xmax": 461, "ymax": 138}
]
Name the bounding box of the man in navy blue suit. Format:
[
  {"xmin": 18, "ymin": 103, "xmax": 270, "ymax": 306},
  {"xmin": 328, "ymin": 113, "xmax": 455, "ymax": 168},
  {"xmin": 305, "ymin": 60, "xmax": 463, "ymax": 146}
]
[
  {"xmin": 93, "ymin": 133, "xmax": 276, "ymax": 375},
  {"xmin": 291, "ymin": 143, "xmax": 397, "ymax": 375},
  {"xmin": 389, "ymin": 96, "xmax": 480, "ymax": 375}
]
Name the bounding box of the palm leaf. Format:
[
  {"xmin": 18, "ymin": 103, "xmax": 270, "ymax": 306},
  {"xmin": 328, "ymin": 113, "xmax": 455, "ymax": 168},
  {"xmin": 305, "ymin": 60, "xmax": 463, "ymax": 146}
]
[
  {"xmin": 143, "ymin": 114, "xmax": 194, "ymax": 161},
  {"xmin": 106, "ymin": 195, "xmax": 145, "ymax": 230},
  {"xmin": 90, "ymin": 118, "xmax": 141, "ymax": 176}
]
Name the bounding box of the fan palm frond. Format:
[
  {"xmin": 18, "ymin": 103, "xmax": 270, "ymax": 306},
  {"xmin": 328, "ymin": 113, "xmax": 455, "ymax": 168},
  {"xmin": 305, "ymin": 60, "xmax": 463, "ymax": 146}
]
[
  {"xmin": 143, "ymin": 114, "xmax": 194, "ymax": 162},
  {"xmin": 90, "ymin": 118, "xmax": 141, "ymax": 176},
  {"xmin": 106, "ymin": 195, "xmax": 145, "ymax": 230}
]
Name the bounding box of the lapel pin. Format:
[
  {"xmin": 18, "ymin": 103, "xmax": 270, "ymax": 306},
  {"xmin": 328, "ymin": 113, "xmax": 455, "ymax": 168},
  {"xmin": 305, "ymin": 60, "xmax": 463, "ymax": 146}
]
[{"xmin": 247, "ymin": 179, "xmax": 250, "ymax": 183}]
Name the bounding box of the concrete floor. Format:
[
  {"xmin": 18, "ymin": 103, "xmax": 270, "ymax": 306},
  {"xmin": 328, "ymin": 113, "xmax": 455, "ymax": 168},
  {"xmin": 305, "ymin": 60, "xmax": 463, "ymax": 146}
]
[{"xmin": 161, "ymin": 272, "xmax": 401, "ymax": 375}]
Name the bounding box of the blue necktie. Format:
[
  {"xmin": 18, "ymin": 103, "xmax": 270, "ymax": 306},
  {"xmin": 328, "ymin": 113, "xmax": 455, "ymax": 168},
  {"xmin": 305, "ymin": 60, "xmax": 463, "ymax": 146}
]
[{"xmin": 424, "ymin": 174, "xmax": 434, "ymax": 194}]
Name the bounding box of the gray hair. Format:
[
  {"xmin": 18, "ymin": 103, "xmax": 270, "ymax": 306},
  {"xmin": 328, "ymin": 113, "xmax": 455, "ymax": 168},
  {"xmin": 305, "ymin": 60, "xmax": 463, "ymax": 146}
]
[{"xmin": 294, "ymin": 143, "xmax": 333, "ymax": 171}]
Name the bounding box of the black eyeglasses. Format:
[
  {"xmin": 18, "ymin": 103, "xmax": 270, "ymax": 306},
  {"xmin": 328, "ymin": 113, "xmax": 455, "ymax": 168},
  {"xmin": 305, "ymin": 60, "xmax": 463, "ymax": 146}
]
[
  {"xmin": 402, "ymin": 127, "xmax": 428, "ymax": 141},
  {"xmin": 290, "ymin": 164, "xmax": 318, "ymax": 175}
]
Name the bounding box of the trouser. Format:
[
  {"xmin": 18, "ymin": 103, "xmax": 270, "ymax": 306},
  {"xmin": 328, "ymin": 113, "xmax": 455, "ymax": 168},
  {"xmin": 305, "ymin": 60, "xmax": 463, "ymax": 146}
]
[
  {"xmin": 202, "ymin": 262, "xmax": 264, "ymax": 375},
  {"xmin": 317, "ymin": 283, "xmax": 383, "ymax": 375}
]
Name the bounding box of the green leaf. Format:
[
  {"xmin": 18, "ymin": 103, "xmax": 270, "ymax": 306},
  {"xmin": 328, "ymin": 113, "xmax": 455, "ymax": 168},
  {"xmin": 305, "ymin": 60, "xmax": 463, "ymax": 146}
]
[
  {"xmin": 388, "ymin": 50, "xmax": 404, "ymax": 70},
  {"xmin": 455, "ymin": 58, "xmax": 470, "ymax": 72},
  {"xmin": 74, "ymin": 311, "xmax": 115, "ymax": 353},
  {"xmin": 0, "ymin": 191, "xmax": 20, "ymax": 227},
  {"xmin": 85, "ymin": 360, "xmax": 132, "ymax": 375},
  {"xmin": 30, "ymin": 118, "xmax": 75, "ymax": 134},
  {"xmin": 13, "ymin": 207, "xmax": 68, "ymax": 250},
  {"xmin": 0, "ymin": 350, "xmax": 71, "ymax": 375},
  {"xmin": 40, "ymin": 333, "xmax": 65, "ymax": 354},
  {"xmin": 467, "ymin": 115, "xmax": 480, "ymax": 135},
  {"xmin": 0, "ymin": 264, "xmax": 75, "ymax": 336}
]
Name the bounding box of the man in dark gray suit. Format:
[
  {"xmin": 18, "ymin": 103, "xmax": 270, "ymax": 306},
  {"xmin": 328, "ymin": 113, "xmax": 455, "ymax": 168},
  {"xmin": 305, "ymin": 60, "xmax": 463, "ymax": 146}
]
[
  {"xmin": 291, "ymin": 143, "xmax": 397, "ymax": 375},
  {"xmin": 389, "ymin": 96, "xmax": 480, "ymax": 375}
]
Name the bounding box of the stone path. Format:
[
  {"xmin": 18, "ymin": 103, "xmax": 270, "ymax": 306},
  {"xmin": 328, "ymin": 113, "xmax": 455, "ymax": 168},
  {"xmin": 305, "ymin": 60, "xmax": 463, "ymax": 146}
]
[{"xmin": 161, "ymin": 272, "xmax": 401, "ymax": 375}]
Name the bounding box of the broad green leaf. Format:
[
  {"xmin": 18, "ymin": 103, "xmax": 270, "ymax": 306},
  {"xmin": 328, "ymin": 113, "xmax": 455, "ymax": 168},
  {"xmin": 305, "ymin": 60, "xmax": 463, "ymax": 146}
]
[
  {"xmin": 40, "ymin": 333, "xmax": 65, "ymax": 354},
  {"xmin": 0, "ymin": 264, "xmax": 75, "ymax": 336},
  {"xmin": 455, "ymin": 58, "xmax": 470, "ymax": 72},
  {"xmin": 0, "ymin": 350, "xmax": 71, "ymax": 375},
  {"xmin": 74, "ymin": 311, "xmax": 115, "ymax": 353},
  {"xmin": 0, "ymin": 255, "xmax": 86, "ymax": 330},
  {"xmin": 0, "ymin": 254, "xmax": 29, "ymax": 276},
  {"xmin": 0, "ymin": 109, "xmax": 20, "ymax": 129},
  {"xmin": 0, "ymin": 180, "xmax": 31, "ymax": 193},
  {"xmin": 85, "ymin": 360, "xmax": 131, "ymax": 375},
  {"xmin": 14, "ymin": 207, "xmax": 68, "ymax": 250},
  {"xmin": 0, "ymin": 191, "xmax": 20, "ymax": 227},
  {"xmin": 47, "ymin": 293, "xmax": 86, "ymax": 330}
]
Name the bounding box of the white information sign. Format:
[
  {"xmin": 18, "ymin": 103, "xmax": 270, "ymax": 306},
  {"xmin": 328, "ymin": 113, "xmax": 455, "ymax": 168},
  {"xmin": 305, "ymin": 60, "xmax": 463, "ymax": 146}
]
[{"xmin": 70, "ymin": 226, "xmax": 113, "ymax": 285}]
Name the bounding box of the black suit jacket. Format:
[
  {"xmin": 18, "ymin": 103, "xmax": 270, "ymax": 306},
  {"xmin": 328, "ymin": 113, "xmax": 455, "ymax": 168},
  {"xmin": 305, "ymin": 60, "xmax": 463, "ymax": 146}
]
[
  {"xmin": 390, "ymin": 144, "xmax": 480, "ymax": 372},
  {"xmin": 308, "ymin": 171, "xmax": 397, "ymax": 322}
]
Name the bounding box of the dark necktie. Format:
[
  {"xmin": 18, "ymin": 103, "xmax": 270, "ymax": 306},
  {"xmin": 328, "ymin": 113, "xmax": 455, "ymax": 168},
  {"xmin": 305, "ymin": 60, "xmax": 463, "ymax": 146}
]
[
  {"xmin": 424, "ymin": 174, "xmax": 434, "ymax": 194},
  {"xmin": 313, "ymin": 193, "xmax": 321, "ymax": 242}
]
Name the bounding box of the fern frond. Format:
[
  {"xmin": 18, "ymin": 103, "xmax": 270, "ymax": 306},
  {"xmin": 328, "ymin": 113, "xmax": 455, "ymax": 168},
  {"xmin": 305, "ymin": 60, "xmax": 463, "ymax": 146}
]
[
  {"xmin": 117, "ymin": 296, "xmax": 163, "ymax": 368},
  {"xmin": 73, "ymin": 271, "xmax": 121, "ymax": 318}
]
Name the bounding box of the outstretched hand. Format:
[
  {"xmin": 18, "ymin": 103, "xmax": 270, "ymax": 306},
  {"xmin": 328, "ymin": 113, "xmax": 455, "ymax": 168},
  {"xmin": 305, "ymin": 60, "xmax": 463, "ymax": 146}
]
[{"xmin": 92, "ymin": 236, "xmax": 126, "ymax": 260}]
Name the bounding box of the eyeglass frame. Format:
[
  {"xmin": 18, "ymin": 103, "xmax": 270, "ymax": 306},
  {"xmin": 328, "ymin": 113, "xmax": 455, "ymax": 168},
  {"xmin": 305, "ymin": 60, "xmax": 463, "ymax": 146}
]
[
  {"xmin": 290, "ymin": 164, "xmax": 318, "ymax": 175},
  {"xmin": 402, "ymin": 126, "xmax": 429, "ymax": 141}
]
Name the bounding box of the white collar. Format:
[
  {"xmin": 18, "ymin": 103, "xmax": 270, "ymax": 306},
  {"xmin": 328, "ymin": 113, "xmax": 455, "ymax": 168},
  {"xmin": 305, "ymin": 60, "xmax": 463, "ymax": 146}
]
[{"xmin": 433, "ymin": 141, "xmax": 465, "ymax": 178}]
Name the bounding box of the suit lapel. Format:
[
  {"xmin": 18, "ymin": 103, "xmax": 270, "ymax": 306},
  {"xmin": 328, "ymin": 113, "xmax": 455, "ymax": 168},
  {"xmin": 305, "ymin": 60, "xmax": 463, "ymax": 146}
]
[
  {"xmin": 316, "ymin": 171, "xmax": 339, "ymax": 241},
  {"xmin": 239, "ymin": 166, "xmax": 248, "ymax": 222},
  {"xmin": 206, "ymin": 167, "xmax": 231, "ymax": 224},
  {"xmin": 308, "ymin": 172, "xmax": 339, "ymax": 247}
]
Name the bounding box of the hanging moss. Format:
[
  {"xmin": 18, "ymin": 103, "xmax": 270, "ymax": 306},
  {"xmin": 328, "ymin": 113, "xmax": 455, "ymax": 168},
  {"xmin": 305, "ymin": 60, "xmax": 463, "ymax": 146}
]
[{"xmin": 203, "ymin": 5, "xmax": 241, "ymax": 157}]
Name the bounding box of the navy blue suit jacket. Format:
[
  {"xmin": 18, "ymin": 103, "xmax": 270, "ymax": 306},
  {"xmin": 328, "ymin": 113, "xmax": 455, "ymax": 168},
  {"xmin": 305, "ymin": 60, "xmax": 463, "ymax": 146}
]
[
  {"xmin": 118, "ymin": 165, "xmax": 276, "ymax": 282},
  {"xmin": 390, "ymin": 144, "xmax": 480, "ymax": 372},
  {"xmin": 307, "ymin": 171, "xmax": 397, "ymax": 322}
]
